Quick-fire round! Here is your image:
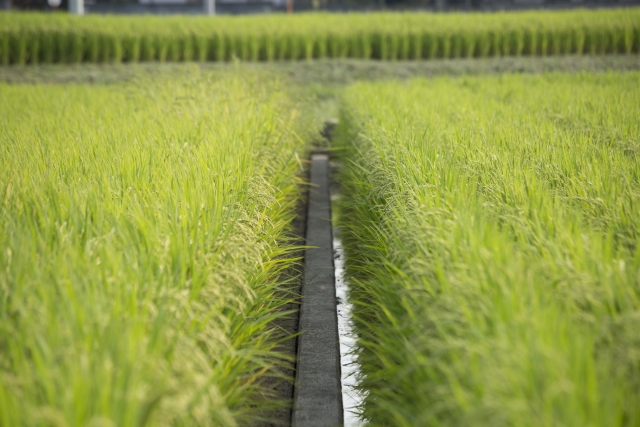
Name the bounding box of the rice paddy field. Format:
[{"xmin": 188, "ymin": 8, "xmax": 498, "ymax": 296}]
[
  {"xmin": 336, "ymin": 72, "xmax": 640, "ymax": 426},
  {"xmin": 0, "ymin": 69, "xmax": 312, "ymax": 426},
  {"xmin": 1, "ymin": 8, "xmax": 640, "ymax": 65},
  {"xmin": 2, "ymin": 7, "xmax": 640, "ymax": 427}
]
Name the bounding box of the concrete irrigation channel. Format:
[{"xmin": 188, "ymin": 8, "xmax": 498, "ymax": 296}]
[
  {"xmin": 292, "ymin": 152, "xmax": 343, "ymax": 427},
  {"xmin": 289, "ymin": 118, "xmax": 363, "ymax": 426}
]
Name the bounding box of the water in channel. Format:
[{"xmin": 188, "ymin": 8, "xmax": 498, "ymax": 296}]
[{"xmin": 331, "ymin": 166, "xmax": 366, "ymax": 427}]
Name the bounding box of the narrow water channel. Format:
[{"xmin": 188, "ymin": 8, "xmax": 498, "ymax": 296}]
[{"xmin": 331, "ymin": 163, "xmax": 366, "ymax": 427}]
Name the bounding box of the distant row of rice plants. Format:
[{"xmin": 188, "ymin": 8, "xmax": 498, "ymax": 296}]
[
  {"xmin": 1, "ymin": 9, "xmax": 639, "ymax": 65},
  {"xmin": 336, "ymin": 72, "xmax": 640, "ymax": 426},
  {"xmin": 0, "ymin": 69, "xmax": 309, "ymax": 426}
]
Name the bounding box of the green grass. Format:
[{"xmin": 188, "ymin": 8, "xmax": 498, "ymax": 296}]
[
  {"xmin": 1, "ymin": 8, "xmax": 639, "ymax": 65},
  {"xmin": 336, "ymin": 72, "xmax": 640, "ymax": 426},
  {"xmin": 0, "ymin": 68, "xmax": 311, "ymax": 426}
]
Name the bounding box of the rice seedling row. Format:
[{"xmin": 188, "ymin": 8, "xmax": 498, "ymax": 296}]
[
  {"xmin": 0, "ymin": 69, "xmax": 309, "ymax": 426},
  {"xmin": 336, "ymin": 72, "xmax": 640, "ymax": 427},
  {"xmin": 1, "ymin": 8, "xmax": 639, "ymax": 65}
]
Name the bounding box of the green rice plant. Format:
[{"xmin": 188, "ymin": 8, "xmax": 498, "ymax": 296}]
[
  {"xmin": 440, "ymin": 34, "xmax": 451, "ymax": 59},
  {"xmin": 182, "ymin": 34, "xmax": 194, "ymax": 61},
  {"xmin": 337, "ymin": 30, "xmax": 350, "ymax": 60},
  {"xmin": 585, "ymin": 26, "xmax": 598, "ymax": 55},
  {"xmin": 523, "ymin": 26, "xmax": 537, "ymax": 55},
  {"xmin": 336, "ymin": 72, "xmax": 640, "ymax": 427},
  {"xmin": 338, "ymin": 32, "xmax": 350, "ymax": 59},
  {"xmin": 451, "ymin": 32, "xmax": 463, "ymax": 59},
  {"xmin": 123, "ymin": 33, "xmax": 141, "ymax": 63},
  {"xmin": 9, "ymin": 30, "xmax": 27, "ymax": 65},
  {"xmin": 289, "ymin": 33, "xmax": 301, "ymax": 60},
  {"xmin": 550, "ymin": 28, "xmax": 562, "ymax": 55},
  {"xmin": 99, "ymin": 32, "xmax": 112, "ymax": 63},
  {"xmin": 490, "ymin": 29, "xmax": 501, "ymax": 57},
  {"xmin": 410, "ymin": 30, "xmax": 422, "ymax": 60},
  {"xmin": 112, "ymin": 35, "xmax": 123, "ymax": 63},
  {"xmin": 399, "ymin": 31, "xmax": 411, "ymax": 60},
  {"xmin": 249, "ymin": 34, "xmax": 260, "ymax": 62},
  {"xmin": 41, "ymin": 31, "xmax": 55, "ymax": 63},
  {"xmin": 598, "ymin": 25, "xmax": 611, "ymax": 54},
  {"xmin": 212, "ymin": 32, "xmax": 225, "ymax": 62},
  {"xmin": 510, "ymin": 28, "xmax": 524, "ymax": 56},
  {"xmin": 85, "ymin": 31, "xmax": 100, "ymax": 63},
  {"xmin": 360, "ymin": 32, "xmax": 373, "ymax": 59},
  {"xmin": 501, "ymin": 30, "xmax": 512, "ymax": 56},
  {"xmin": 55, "ymin": 29, "xmax": 69, "ymax": 63},
  {"xmin": 560, "ymin": 28, "xmax": 572, "ymax": 55},
  {"xmin": 623, "ymin": 26, "xmax": 634, "ymax": 54},
  {"xmin": 304, "ymin": 34, "xmax": 315, "ymax": 60},
  {"xmin": 69, "ymin": 30, "xmax": 84, "ymax": 64},
  {"xmin": 27, "ymin": 31, "xmax": 39, "ymax": 64},
  {"xmin": 573, "ymin": 26, "xmax": 585, "ymax": 55},
  {"xmin": 423, "ymin": 32, "xmax": 438, "ymax": 59},
  {"xmin": 314, "ymin": 33, "xmax": 328, "ymax": 59},
  {"xmin": 195, "ymin": 34, "xmax": 208, "ymax": 62},
  {"xmin": 610, "ymin": 25, "xmax": 622, "ymax": 54},
  {"xmin": 303, "ymin": 39, "xmax": 314, "ymax": 61},
  {"xmin": 239, "ymin": 34, "xmax": 253, "ymax": 61},
  {"xmin": 236, "ymin": 33, "xmax": 248, "ymax": 61},
  {"xmin": 328, "ymin": 32, "xmax": 342, "ymax": 60},
  {"xmin": 262, "ymin": 34, "xmax": 276, "ymax": 62},
  {"xmin": 167, "ymin": 36, "xmax": 181, "ymax": 61},
  {"xmin": 276, "ymin": 32, "xmax": 289, "ymax": 61},
  {"xmin": 461, "ymin": 30, "xmax": 476, "ymax": 58},
  {"xmin": 345, "ymin": 31, "xmax": 360, "ymax": 59},
  {"xmin": 156, "ymin": 34, "xmax": 169, "ymax": 62},
  {"xmin": 539, "ymin": 28, "xmax": 549, "ymax": 56},
  {"xmin": 374, "ymin": 31, "xmax": 387, "ymax": 60},
  {"xmin": 140, "ymin": 34, "xmax": 155, "ymax": 61},
  {"xmin": 0, "ymin": 69, "xmax": 308, "ymax": 427},
  {"xmin": 0, "ymin": 31, "xmax": 8, "ymax": 65},
  {"xmin": 477, "ymin": 30, "xmax": 491, "ymax": 57},
  {"xmin": 388, "ymin": 32, "xmax": 400, "ymax": 60}
]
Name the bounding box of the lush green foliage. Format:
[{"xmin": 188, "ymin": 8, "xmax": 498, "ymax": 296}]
[
  {"xmin": 0, "ymin": 69, "xmax": 307, "ymax": 426},
  {"xmin": 1, "ymin": 9, "xmax": 639, "ymax": 65},
  {"xmin": 336, "ymin": 73, "xmax": 640, "ymax": 426}
]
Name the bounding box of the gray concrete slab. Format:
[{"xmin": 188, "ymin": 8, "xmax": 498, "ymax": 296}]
[{"xmin": 292, "ymin": 154, "xmax": 343, "ymax": 427}]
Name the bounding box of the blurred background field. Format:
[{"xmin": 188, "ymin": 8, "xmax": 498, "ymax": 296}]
[{"xmin": 1, "ymin": 9, "xmax": 640, "ymax": 65}]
